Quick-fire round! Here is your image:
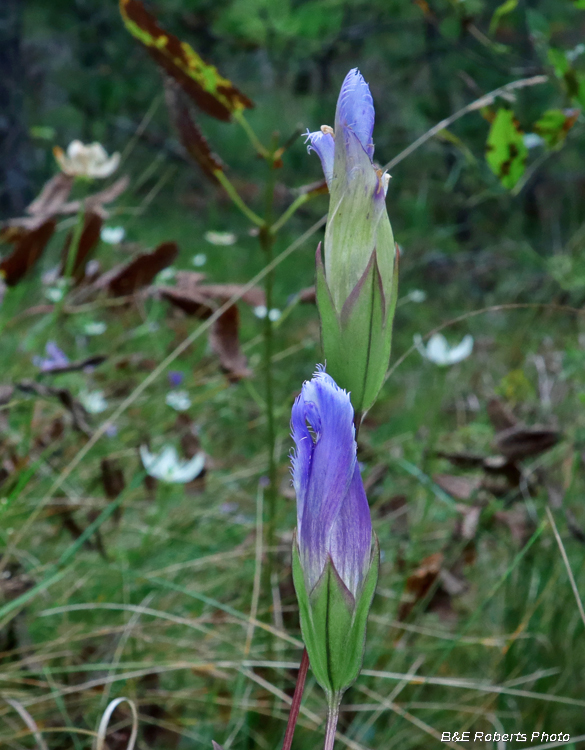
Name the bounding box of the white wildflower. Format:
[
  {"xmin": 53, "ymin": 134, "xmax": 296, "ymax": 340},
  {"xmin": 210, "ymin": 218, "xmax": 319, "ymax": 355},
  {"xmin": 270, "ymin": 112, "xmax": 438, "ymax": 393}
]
[
  {"xmin": 83, "ymin": 321, "xmax": 107, "ymax": 336},
  {"xmin": 140, "ymin": 445, "xmax": 205, "ymax": 484},
  {"xmin": 268, "ymin": 308, "xmax": 281, "ymax": 322},
  {"xmin": 204, "ymin": 231, "xmax": 237, "ymax": 246},
  {"xmin": 100, "ymin": 226, "xmax": 125, "ymax": 244},
  {"xmin": 80, "ymin": 389, "xmax": 108, "ymax": 414},
  {"xmin": 165, "ymin": 390, "xmax": 191, "ymax": 411},
  {"xmin": 414, "ymin": 333, "xmax": 474, "ymax": 366},
  {"xmin": 53, "ymin": 140, "xmax": 120, "ymax": 179}
]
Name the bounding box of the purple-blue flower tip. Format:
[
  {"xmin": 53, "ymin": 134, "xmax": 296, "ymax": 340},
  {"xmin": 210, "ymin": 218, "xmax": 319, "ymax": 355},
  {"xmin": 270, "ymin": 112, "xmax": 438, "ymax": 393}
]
[
  {"xmin": 336, "ymin": 68, "xmax": 375, "ymax": 159},
  {"xmin": 291, "ymin": 366, "xmax": 372, "ymax": 597}
]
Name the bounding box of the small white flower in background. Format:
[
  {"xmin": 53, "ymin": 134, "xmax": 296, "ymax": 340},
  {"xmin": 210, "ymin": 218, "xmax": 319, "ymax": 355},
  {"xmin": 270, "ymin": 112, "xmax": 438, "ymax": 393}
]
[
  {"xmin": 157, "ymin": 267, "xmax": 176, "ymax": 282},
  {"xmin": 83, "ymin": 321, "xmax": 107, "ymax": 336},
  {"xmin": 414, "ymin": 333, "xmax": 474, "ymax": 366},
  {"xmin": 408, "ymin": 289, "xmax": 426, "ymax": 303},
  {"xmin": 45, "ymin": 285, "xmax": 65, "ymax": 302},
  {"xmin": 254, "ymin": 306, "xmax": 281, "ymax": 321},
  {"xmin": 140, "ymin": 445, "xmax": 205, "ymax": 484},
  {"xmin": 100, "ymin": 226, "xmax": 125, "ymax": 244},
  {"xmin": 53, "ymin": 140, "xmax": 120, "ymax": 179},
  {"xmin": 192, "ymin": 253, "xmax": 207, "ymax": 267},
  {"xmin": 268, "ymin": 308, "xmax": 281, "ymax": 322},
  {"xmin": 79, "ymin": 389, "xmax": 108, "ymax": 414},
  {"xmin": 523, "ymin": 133, "xmax": 545, "ymax": 150},
  {"xmin": 204, "ymin": 230, "xmax": 237, "ymax": 246},
  {"xmin": 165, "ymin": 390, "xmax": 191, "ymax": 411}
]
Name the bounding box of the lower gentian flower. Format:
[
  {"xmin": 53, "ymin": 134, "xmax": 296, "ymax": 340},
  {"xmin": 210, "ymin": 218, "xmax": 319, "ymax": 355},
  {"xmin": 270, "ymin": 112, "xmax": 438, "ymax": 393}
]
[{"xmin": 290, "ymin": 367, "xmax": 379, "ymax": 710}]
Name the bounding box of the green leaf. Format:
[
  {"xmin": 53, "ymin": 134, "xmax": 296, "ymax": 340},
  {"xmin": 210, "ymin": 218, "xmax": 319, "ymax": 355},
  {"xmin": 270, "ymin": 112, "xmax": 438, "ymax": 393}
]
[
  {"xmin": 489, "ymin": 0, "xmax": 518, "ymax": 35},
  {"xmin": 291, "ymin": 536, "xmax": 333, "ymax": 691},
  {"xmin": 533, "ymin": 108, "xmax": 580, "ymax": 149},
  {"xmin": 316, "ymin": 248, "xmax": 398, "ymax": 415},
  {"xmin": 485, "ymin": 108, "xmax": 528, "ymax": 190},
  {"xmin": 573, "ymin": 0, "xmax": 585, "ymax": 8},
  {"xmin": 547, "ymin": 48, "xmax": 570, "ymax": 78},
  {"xmin": 335, "ymin": 536, "xmax": 380, "ymax": 690},
  {"xmin": 292, "ymin": 536, "xmax": 379, "ymax": 699},
  {"xmin": 119, "ymin": 0, "xmax": 253, "ymax": 121}
]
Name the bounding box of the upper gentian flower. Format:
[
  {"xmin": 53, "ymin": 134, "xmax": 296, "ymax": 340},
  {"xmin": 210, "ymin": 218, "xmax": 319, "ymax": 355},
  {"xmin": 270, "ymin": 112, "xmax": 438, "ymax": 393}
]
[
  {"xmin": 305, "ymin": 69, "xmax": 399, "ymax": 416},
  {"xmin": 414, "ymin": 333, "xmax": 474, "ymax": 366},
  {"xmin": 33, "ymin": 342, "xmax": 69, "ymax": 372},
  {"xmin": 305, "ymin": 68, "xmax": 395, "ymax": 312},
  {"xmin": 53, "ymin": 140, "xmax": 120, "ymax": 179},
  {"xmin": 290, "ymin": 367, "xmax": 379, "ymax": 706}
]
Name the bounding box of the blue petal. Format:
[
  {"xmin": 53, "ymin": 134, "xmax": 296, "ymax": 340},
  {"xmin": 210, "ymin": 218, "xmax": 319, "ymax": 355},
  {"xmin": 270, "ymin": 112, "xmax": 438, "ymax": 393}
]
[
  {"xmin": 328, "ymin": 463, "xmax": 372, "ymax": 598},
  {"xmin": 304, "ymin": 129, "xmax": 335, "ymax": 187},
  {"xmin": 291, "ymin": 367, "xmax": 357, "ymax": 592},
  {"xmin": 335, "ymin": 68, "xmax": 375, "ymax": 160}
]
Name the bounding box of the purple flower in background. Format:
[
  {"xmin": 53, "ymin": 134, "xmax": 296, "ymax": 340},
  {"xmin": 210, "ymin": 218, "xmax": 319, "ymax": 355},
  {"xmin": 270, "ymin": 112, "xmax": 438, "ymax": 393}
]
[
  {"xmin": 33, "ymin": 342, "xmax": 69, "ymax": 372},
  {"xmin": 168, "ymin": 370, "xmax": 184, "ymax": 387},
  {"xmin": 291, "ymin": 366, "xmax": 372, "ymax": 599},
  {"xmin": 304, "ymin": 68, "xmax": 394, "ymax": 312}
]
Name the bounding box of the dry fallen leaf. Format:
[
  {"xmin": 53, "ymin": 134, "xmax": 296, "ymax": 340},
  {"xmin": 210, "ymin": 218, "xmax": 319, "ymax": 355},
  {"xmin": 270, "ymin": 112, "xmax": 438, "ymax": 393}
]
[
  {"xmin": 0, "ymin": 220, "xmax": 56, "ymax": 286},
  {"xmin": 209, "ymin": 305, "xmax": 251, "ymax": 381},
  {"xmin": 98, "ymin": 241, "xmax": 179, "ymax": 296},
  {"xmin": 495, "ymin": 425, "xmax": 559, "ymax": 461},
  {"xmin": 433, "ymin": 473, "xmax": 481, "ymax": 501},
  {"xmin": 60, "ymin": 212, "xmax": 103, "ymax": 281}
]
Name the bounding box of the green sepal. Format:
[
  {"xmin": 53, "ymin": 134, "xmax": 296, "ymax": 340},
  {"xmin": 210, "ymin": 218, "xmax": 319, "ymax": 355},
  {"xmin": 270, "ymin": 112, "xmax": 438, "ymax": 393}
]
[
  {"xmin": 316, "ymin": 245, "xmax": 399, "ymax": 414},
  {"xmin": 292, "ymin": 532, "xmax": 380, "ymax": 700}
]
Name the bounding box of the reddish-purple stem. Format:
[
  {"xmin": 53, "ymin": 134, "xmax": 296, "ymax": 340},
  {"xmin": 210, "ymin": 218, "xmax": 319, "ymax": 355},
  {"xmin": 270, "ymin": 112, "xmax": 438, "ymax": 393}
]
[{"xmin": 282, "ymin": 648, "xmax": 309, "ymax": 750}]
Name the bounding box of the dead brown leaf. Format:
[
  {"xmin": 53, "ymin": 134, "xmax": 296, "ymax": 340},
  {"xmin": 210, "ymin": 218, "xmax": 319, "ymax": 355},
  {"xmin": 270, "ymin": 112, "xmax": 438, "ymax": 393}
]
[
  {"xmin": 495, "ymin": 425, "xmax": 559, "ymax": 461},
  {"xmin": 99, "ymin": 241, "xmax": 179, "ymax": 296},
  {"xmin": 209, "ymin": 305, "xmax": 251, "ymax": 381},
  {"xmin": 60, "ymin": 212, "xmax": 103, "ymax": 281},
  {"xmin": 487, "ymin": 397, "xmax": 517, "ymax": 431},
  {"xmin": 298, "ymin": 286, "xmax": 316, "ymax": 304},
  {"xmin": 101, "ymin": 458, "xmax": 125, "ymax": 500},
  {"xmin": 165, "ymin": 79, "xmax": 224, "ymax": 182},
  {"xmin": 0, "ymin": 220, "xmax": 56, "ymax": 286},
  {"xmin": 160, "ymin": 271, "xmax": 265, "ymax": 317},
  {"xmin": 433, "ymin": 474, "xmax": 481, "ymax": 500}
]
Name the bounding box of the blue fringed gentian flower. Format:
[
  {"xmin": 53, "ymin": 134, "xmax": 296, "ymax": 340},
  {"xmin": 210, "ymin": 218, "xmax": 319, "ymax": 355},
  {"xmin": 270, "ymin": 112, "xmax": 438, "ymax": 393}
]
[
  {"xmin": 305, "ymin": 69, "xmax": 399, "ymax": 416},
  {"xmin": 290, "ymin": 367, "xmax": 379, "ymax": 708}
]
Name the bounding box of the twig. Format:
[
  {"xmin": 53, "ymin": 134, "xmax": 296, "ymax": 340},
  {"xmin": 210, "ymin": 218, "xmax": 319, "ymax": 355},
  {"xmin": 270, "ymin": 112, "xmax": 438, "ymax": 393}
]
[{"xmin": 383, "ymin": 75, "xmax": 548, "ymax": 173}]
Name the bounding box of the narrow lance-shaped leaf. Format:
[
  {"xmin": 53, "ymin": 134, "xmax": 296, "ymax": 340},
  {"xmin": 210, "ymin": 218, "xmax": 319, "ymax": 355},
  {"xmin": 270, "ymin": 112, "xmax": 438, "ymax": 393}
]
[
  {"xmin": 164, "ymin": 79, "xmax": 224, "ymax": 183},
  {"xmin": 485, "ymin": 108, "xmax": 528, "ymax": 190},
  {"xmin": 120, "ymin": 0, "xmax": 253, "ymax": 121}
]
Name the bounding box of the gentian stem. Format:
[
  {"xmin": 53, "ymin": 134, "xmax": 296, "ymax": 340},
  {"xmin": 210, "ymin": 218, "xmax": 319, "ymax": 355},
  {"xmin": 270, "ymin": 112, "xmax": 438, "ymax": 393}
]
[
  {"xmin": 323, "ymin": 701, "xmax": 340, "ymax": 750},
  {"xmin": 281, "ymin": 648, "xmax": 309, "ymax": 750},
  {"xmin": 259, "ymin": 139, "xmax": 279, "ymax": 590}
]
